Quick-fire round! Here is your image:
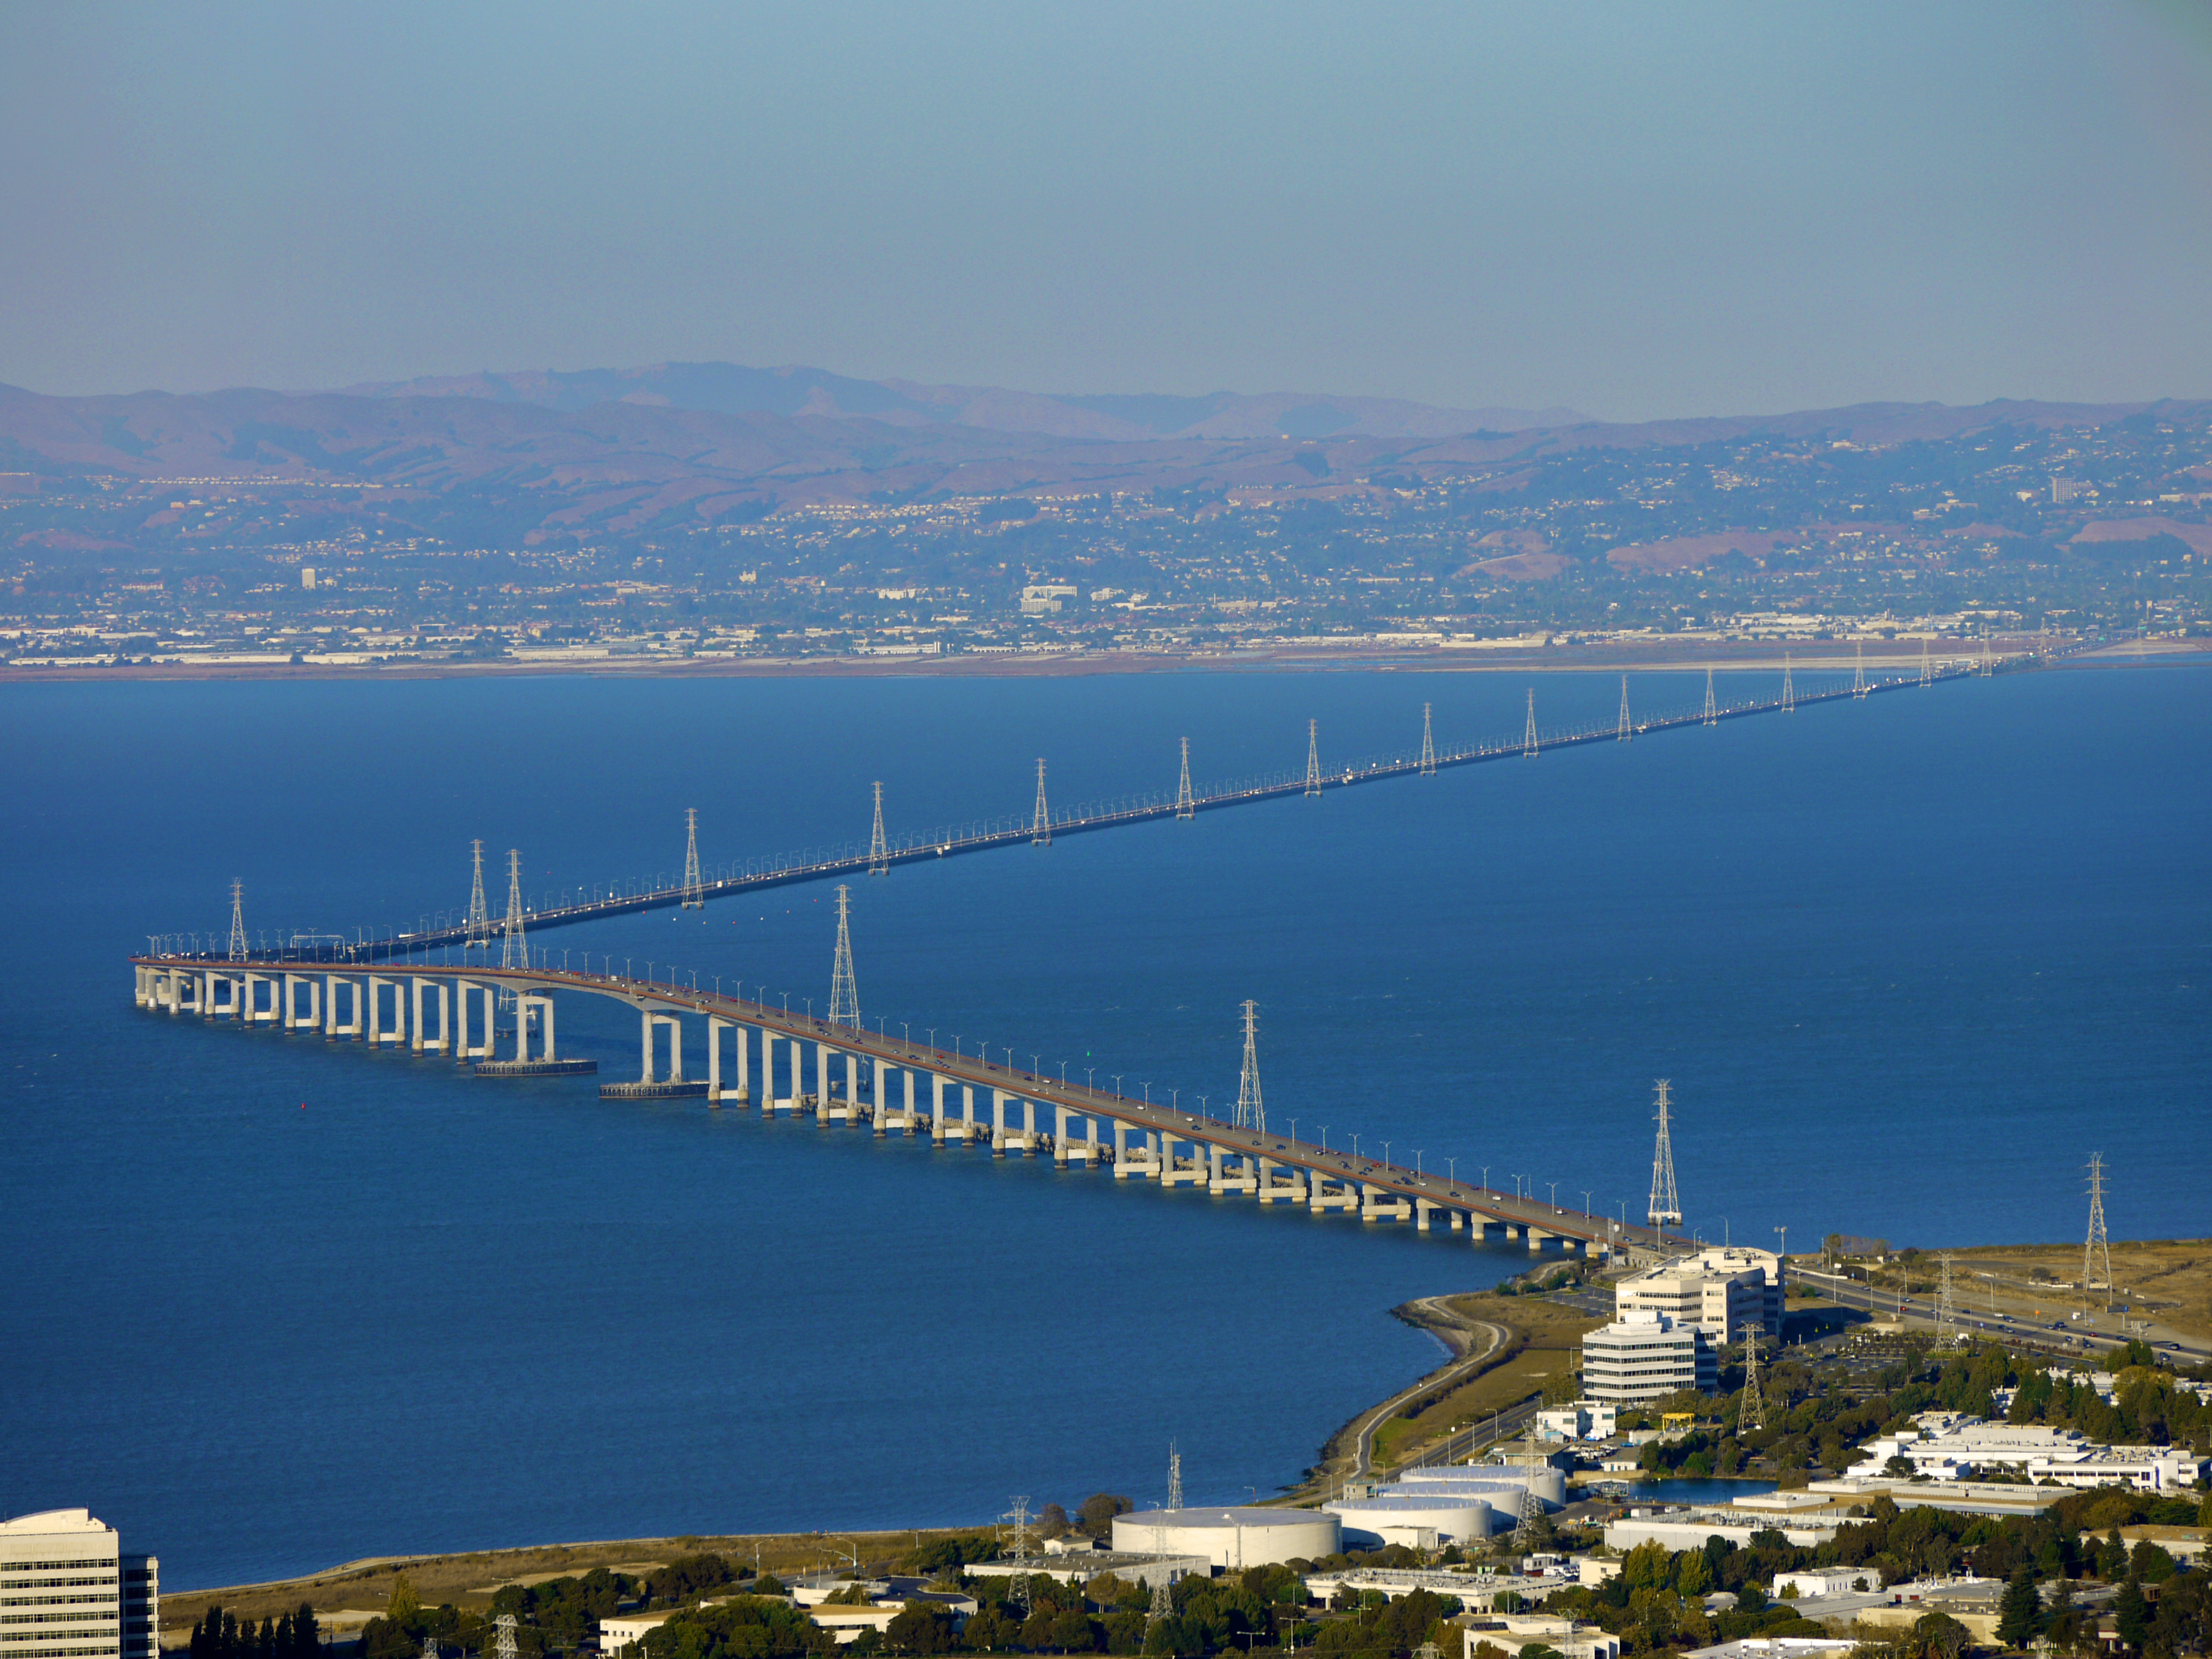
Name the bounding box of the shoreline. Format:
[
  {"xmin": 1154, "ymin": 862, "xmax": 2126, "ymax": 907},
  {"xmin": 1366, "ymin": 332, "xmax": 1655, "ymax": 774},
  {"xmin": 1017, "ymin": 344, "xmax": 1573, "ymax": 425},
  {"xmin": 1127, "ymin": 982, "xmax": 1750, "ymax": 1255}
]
[{"xmin": 3, "ymin": 637, "xmax": 2197, "ymax": 686}]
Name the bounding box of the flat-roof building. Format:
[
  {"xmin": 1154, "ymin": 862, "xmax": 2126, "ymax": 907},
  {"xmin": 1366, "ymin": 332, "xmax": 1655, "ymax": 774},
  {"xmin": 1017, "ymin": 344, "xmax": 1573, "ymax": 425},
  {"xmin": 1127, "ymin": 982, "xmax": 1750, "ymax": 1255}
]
[
  {"xmin": 0, "ymin": 1509, "xmax": 158, "ymax": 1659},
  {"xmin": 1615, "ymin": 1248, "xmax": 1782, "ymax": 1341},
  {"xmin": 1581, "ymin": 1310, "xmax": 1717, "ymax": 1403}
]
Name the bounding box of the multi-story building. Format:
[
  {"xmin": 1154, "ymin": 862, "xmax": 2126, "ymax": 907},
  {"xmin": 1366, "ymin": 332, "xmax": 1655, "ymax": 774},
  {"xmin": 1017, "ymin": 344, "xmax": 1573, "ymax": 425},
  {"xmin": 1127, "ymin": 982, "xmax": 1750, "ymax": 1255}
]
[
  {"xmin": 1615, "ymin": 1246, "xmax": 1783, "ymax": 1341},
  {"xmin": 0, "ymin": 1510, "xmax": 158, "ymax": 1659},
  {"xmin": 1580, "ymin": 1310, "xmax": 1718, "ymax": 1403}
]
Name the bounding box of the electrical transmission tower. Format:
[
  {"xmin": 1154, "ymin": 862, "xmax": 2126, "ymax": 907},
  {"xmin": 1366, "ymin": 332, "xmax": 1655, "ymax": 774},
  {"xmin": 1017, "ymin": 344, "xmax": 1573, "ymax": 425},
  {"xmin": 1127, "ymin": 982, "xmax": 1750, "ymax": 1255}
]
[
  {"xmin": 1167, "ymin": 1442, "xmax": 1184, "ymax": 1511},
  {"xmin": 1522, "ymin": 689, "xmax": 1538, "ymax": 758},
  {"xmin": 1617, "ymin": 675, "xmax": 1631, "ymax": 742},
  {"xmin": 1936, "ymin": 1251, "xmax": 1959, "ymax": 1342},
  {"xmin": 2084, "ymin": 1153, "xmax": 2111, "ymax": 1298},
  {"xmin": 466, "ymin": 839, "xmax": 491, "ymax": 952},
  {"xmin": 421, "ymin": 1636, "xmax": 438, "ymax": 1659},
  {"xmin": 681, "ymin": 808, "xmax": 703, "ymax": 908},
  {"xmin": 828, "ymin": 884, "xmax": 860, "ymax": 1029},
  {"xmin": 1737, "ymin": 1334, "xmax": 1766, "ymax": 1434},
  {"xmin": 1980, "ymin": 636, "xmax": 1994, "ymax": 676},
  {"xmin": 1176, "ymin": 739, "xmax": 1194, "ymax": 820},
  {"xmin": 868, "ymin": 782, "xmax": 890, "ymax": 875},
  {"xmin": 500, "ymin": 849, "xmax": 528, "ymax": 971},
  {"xmin": 1147, "ymin": 1577, "xmax": 1173, "ymax": 1626},
  {"xmin": 1304, "ymin": 719, "xmax": 1321, "ymax": 797},
  {"xmin": 1001, "ymin": 1497, "xmax": 1035, "ymax": 1615},
  {"xmin": 494, "ymin": 1617, "xmax": 517, "ymax": 1659},
  {"xmin": 1031, "ymin": 759, "xmax": 1051, "ymax": 845},
  {"xmin": 1919, "ymin": 638, "xmax": 1932, "ymax": 687},
  {"xmin": 1647, "ymin": 1079, "xmax": 1682, "ymax": 1232},
  {"xmin": 1235, "ymin": 1000, "xmax": 1265, "ymax": 1133},
  {"xmin": 1511, "ymin": 1437, "xmax": 1546, "ymax": 1543},
  {"xmin": 1420, "ymin": 703, "xmax": 1436, "ymax": 775},
  {"xmin": 1703, "ymin": 666, "xmax": 1717, "ymax": 726},
  {"xmin": 1853, "ymin": 641, "xmax": 1867, "ymax": 699},
  {"xmin": 1782, "ymin": 653, "xmax": 1794, "ymax": 713},
  {"xmin": 227, "ymin": 880, "xmax": 248, "ymax": 962}
]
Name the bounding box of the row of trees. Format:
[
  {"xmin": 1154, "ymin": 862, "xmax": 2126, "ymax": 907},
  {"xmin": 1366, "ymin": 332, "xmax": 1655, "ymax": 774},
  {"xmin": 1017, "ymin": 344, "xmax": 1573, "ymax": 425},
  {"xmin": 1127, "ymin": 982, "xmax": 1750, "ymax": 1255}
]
[{"xmin": 187, "ymin": 1604, "xmax": 322, "ymax": 1659}]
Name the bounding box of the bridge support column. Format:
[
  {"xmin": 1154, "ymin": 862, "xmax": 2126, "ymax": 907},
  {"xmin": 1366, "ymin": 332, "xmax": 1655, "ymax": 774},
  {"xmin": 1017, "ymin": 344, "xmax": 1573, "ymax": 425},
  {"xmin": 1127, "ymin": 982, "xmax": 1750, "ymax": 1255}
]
[
  {"xmin": 637, "ymin": 1010, "xmax": 681, "ymax": 1084},
  {"xmin": 931, "ymin": 1073, "xmax": 947, "ymax": 1142},
  {"xmin": 1087, "ymin": 1116, "xmax": 1099, "ymax": 1163},
  {"xmin": 453, "ymin": 979, "xmax": 494, "ymax": 1060},
  {"xmin": 811, "ymin": 1040, "xmax": 828, "ymax": 1118},
  {"xmin": 411, "ymin": 978, "xmax": 448, "ymax": 1052},
  {"xmin": 732, "ymin": 1022, "xmax": 749, "ymax": 1104},
  {"xmin": 326, "ymin": 975, "xmax": 363, "ymax": 1040},
  {"xmin": 1528, "ymin": 1228, "xmax": 1551, "ymax": 1253},
  {"xmin": 1054, "ymin": 1105, "xmax": 1069, "ymax": 1165},
  {"xmin": 707, "ymin": 1016, "xmax": 729, "ymax": 1105},
  {"xmin": 1416, "ymin": 1199, "xmax": 1437, "ymax": 1232},
  {"xmin": 990, "ymin": 1089, "xmax": 1006, "ymax": 1156},
  {"xmin": 516, "ymin": 995, "xmax": 554, "ymax": 1062},
  {"xmin": 902, "ymin": 1066, "xmax": 917, "ymax": 1130},
  {"xmin": 1020, "ymin": 1095, "xmax": 1036, "ymax": 1153},
  {"xmin": 844, "ymin": 1051, "xmax": 860, "ymax": 1123},
  {"xmin": 961, "ymin": 1083, "xmax": 976, "ymax": 1141}
]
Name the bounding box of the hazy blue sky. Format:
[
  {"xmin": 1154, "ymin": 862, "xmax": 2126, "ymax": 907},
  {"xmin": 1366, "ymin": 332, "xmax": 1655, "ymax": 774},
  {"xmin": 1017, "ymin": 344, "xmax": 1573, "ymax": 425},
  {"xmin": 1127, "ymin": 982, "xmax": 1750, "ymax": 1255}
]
[{"xmin": 3, "ymin": 1, "xmax": 2209, "ymax": 419}]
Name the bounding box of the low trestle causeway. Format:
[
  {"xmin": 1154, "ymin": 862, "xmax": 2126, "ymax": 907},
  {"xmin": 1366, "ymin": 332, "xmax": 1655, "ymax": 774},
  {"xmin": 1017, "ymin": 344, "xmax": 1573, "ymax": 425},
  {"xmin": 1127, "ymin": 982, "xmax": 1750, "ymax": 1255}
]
[
  {"xmin": 257, "ymin": 646, "xmax": 2042, "ymax": 966},
  {"xmin": 129, "ymin": 957, "xmax": 1666, "ymax": 1260}
]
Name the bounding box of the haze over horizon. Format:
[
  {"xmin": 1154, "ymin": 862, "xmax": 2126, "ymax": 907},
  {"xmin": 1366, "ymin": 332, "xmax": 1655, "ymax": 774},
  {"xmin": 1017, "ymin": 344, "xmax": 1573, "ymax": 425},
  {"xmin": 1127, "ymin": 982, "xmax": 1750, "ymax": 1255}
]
[{"xmin": 4, "ymin": 1, "xmax": 2211, "ymax": 422}]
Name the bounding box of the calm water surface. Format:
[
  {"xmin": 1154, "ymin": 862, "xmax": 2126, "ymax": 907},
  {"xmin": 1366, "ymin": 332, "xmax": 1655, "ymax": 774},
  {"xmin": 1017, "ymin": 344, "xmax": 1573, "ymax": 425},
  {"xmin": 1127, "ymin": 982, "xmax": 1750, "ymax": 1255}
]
[{"xmin": 2, "ymin": 662, "xmax": 2205, "ymax": 1588}]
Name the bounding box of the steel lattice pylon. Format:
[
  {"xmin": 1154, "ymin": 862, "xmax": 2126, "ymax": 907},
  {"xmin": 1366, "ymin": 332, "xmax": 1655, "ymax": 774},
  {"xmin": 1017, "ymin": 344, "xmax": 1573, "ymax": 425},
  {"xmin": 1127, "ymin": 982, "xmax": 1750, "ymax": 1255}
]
[
  {"xmin": 828, "ymin": 884, "xmax": 860, "ymax": 1029},
  {"xmin": 1031, "ymin": 758, "xmax": 1051, "ymax": 846},
  {"xmin": 466, "ymin": 839, "xmax": 491, "ymax": 951},
  {"xmin": 1305, "ymin": 719, "xmax": 1321, "ymax": 797},
  {"xmin": 1737, "ymin": 1334, "xmax": 1766, "ymax": 1434},
  {"xmin": 494, "ymin": 1617, "xmax": 517, "ymax": 1659},
  {"xmin": 1176, "ymin": 739, "xmax": 1194, "ymax": 820},
  {"xmin": 1617, "ymin": 675, "xmax": 1631, "ymax": 742},
  {"xmin": 1703, "ymin": 666, "xmax": 1718, "ymax": 725},
  {"xmin": 1647, "ymin": 1079, "xmax": 1682, "ymax": 1230},
  {"xmin": 1920, "ymin": 638, "xmax": 1933, "ymax": 687},
  {"xmin": 1937, "ymin": 1250, "xmax": 1959, "ymax": 1342},
  {"xmin": 868, "ymin": 781, "xmax": 890, "ymax": 874},
  {"xmin": 227, "ymin": 880, "xmax": 247, "ymax": 963},
  {"xmin": 1782, "ymin": 653, "xmax": 1795, "ymax": 714},
  {"xmin": 681, "ymin": 808, "xmax": 703, "ymax": 908},
  {"xmin": 500, "ymin": 849, "xmax": 527, "ymax": 971},
  {"xmin": 1420, "ymin": 702, "xmax": 1436, "ymax": 775},
  {"xmin": 1854, "ymin": 641, "xmax": 1867, "ymax": 699},
  {"xmin": 2084, "ymin": 1153, "xmax": 2112, "ymax": 1298},
  {"xmin": 1522, "ymin": 689, "xmax": 1538, "ymax": 758},
  {"xmin": 1235, "ymin": 1000, "xmax": 1265, "ymax": 1134}
]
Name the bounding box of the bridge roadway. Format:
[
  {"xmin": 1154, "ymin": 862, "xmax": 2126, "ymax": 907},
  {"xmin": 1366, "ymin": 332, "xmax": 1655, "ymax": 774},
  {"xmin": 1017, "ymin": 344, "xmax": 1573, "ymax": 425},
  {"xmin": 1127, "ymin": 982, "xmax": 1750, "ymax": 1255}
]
[
  {"xmin": 274, "ymin": 652, "xmax": 2023, "ymax": 966},
  {"xmin": 129, "ymin": 956, "xmax": 1672, "ymax": 1261}
]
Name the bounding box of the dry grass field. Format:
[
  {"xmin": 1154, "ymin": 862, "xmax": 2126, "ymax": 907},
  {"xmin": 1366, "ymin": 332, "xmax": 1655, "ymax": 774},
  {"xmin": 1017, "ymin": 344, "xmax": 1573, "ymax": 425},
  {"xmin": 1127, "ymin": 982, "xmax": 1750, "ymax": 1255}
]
[{"xmin": 1946, "ymin": 1239, "xmax": 2212, "ymax": 1344}]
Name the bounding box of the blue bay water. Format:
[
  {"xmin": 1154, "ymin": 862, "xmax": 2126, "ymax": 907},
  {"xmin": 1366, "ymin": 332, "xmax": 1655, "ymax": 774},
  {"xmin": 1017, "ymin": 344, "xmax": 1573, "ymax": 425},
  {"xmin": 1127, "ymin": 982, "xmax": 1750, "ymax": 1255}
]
[{"xmin": 1, "ymin": 662, "xmax": 2206, "ymax": 1589}]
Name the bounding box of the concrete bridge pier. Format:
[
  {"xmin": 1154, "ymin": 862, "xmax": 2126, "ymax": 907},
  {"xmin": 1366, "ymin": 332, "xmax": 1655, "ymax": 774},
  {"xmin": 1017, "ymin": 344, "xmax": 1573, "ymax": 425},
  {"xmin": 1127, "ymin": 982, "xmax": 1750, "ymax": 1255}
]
[
  {"xmin": 1159, "ymin": 1134, "xmax": 1206, "ymax": 1187},
  {"xmin": 515, "ymin": 994, "xmax": 555, "ymax": 1062},
  {"xmin": 241, "ymin": 972, "xmax": 272, "ymax": 1024},
  {"xmin": 451, "ymin": 979, "xmax": 493, "ymax": 1059},
  {"xmin": 1255, "ymin": 1157, "xmax": 1307, "ymax": 1203},
  {"xmin": 283, "ymin": 973, "xmax": 321, "ymax": 1031},
  {"xmin": 640, "ymin": 1011, "xmax": 682, "ymax": 1084},
  {"xmin": 1209, "ymin": 1146, "xmax": 1259, "ymax": 1195},
  {"xmin": 931, "ymin": 1073, "xmax": 948, "ymax": 1142},
  {"xmin": 1527, "ymin": 1227, "xmax": 1551, "ymax": 1253},
  {"xmin": 325, "ymin": 974, "xmax": 364, "ymax": 1040},
  {"xmin": 410, "ymin": 978, "xmax": 448, "ymax": 1052},
  {"xmin": 706, "ymin": 1016, "xmax": 732, "ymax": 1105},
  {"xmin": 731, "ymin": 1021, "xmax": 749, "ymax": 1104},
  {"xmin": 900, "ymin": 1066, "xmax": 918, "ymax": 1131},
  {"xmin": 1019, "ymin": 1095, "xmax": 1037, "ymax": 1155},
  {"xmin": 1111, "ymin": 1121, "xmax": 1154, "ymax": 1179},
  {"xmin": 364, "ymin": 975, "xmax": 409, "ymax": 1047},
  {"xmin": 1310, "ymin": 1175, "xmax": 1359, "ymax": 1213},
  {"xmin": 959, "ymin": 1083, "xmax": 978, "ymax": 1142},
  {"xmin": 842, "ymin": 1051, "xmax": 860, "ymax": 1121},
  {"xmin": 1360, "ymin": 1185, "xmax": 1411, "ymax": 1223},
  {"xmin": 1415, "ymin": 1198, "xmax": 1437, "ymax": 1231},
  {"xmin": 990, "ymin": 1089, "xmax": 1006, "ymax": 1156}
]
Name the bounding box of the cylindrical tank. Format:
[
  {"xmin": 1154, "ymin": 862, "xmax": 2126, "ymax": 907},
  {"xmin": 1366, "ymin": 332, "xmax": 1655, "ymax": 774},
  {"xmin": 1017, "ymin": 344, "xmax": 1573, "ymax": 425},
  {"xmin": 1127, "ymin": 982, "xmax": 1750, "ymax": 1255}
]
[
  {"xmin": 1324, "ymin": 1494, "xmax": 1494, "ymax": 1546},
  {"xmin": 1390, "ymin": 1465, "xmax": 1568, "ymax": 1511},
  {"xmin": 1112, "ymin": 1507, "xmax": 1341, "ymax": 1568}
]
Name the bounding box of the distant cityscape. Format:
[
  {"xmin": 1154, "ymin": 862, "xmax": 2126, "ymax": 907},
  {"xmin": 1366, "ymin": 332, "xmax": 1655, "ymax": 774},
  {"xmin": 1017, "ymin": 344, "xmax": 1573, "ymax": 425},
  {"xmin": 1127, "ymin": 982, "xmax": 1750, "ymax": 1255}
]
[{"xmin": 1, "ymin": 384, "xmax": 2206, "ymax": 669}]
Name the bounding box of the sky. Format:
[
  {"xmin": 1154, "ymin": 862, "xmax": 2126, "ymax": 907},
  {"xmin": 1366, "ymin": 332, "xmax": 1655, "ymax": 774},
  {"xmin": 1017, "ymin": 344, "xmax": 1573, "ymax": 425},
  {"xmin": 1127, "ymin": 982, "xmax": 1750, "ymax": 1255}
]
[{"xmin": 2, "ymin": 1, "xmax": 2210, "ymax": 421}]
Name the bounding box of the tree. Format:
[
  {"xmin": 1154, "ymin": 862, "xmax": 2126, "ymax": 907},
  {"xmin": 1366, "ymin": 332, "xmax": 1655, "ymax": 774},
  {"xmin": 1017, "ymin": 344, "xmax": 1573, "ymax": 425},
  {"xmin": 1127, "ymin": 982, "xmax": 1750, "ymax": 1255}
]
[
  {"xmin": 1997, "ymin": 1567, "xmax": 2042, "ymax": 1648},
  {"xmin": 1079, "ymin": 1496, "xmax": 1134, "ymax": 1538},
  {"xmin": 2114, "ymin": 1577, "xmax": 2149, "ymax": 1653},
  {"xmin": 1911, "ymin": 1611, "xmax": 1969, "ymax": 1659},
  {"xmin": 1038, "ymin": 1505, "xmax": 1072, "ymax": 1538},
  {"xmin": 387, "ymin": 1577, "xmax": 421, "ymax": 1629}
]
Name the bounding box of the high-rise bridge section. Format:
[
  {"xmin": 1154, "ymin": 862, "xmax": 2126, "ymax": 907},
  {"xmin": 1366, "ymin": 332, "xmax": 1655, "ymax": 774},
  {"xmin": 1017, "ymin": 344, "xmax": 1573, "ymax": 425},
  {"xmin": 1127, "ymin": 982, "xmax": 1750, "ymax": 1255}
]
[{"xmin": 127, "ymin": 955, "xmax": 1674, "ymax": 1262}]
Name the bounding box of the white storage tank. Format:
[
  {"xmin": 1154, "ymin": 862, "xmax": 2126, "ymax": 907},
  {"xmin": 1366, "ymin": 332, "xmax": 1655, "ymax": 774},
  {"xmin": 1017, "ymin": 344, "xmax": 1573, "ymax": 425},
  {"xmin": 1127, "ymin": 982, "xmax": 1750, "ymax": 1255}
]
[
  {"xmin": 1324, "ymin": 1493, "xmax": 1494, "ymax": 1547},
  {"xmin": 1389, "ymin": 1465, "xmax": 1568, "ymax": 1511},
  {"xmin": 1113, "ymin": 1506, "xmax": 1340, "ymax": 1568}
]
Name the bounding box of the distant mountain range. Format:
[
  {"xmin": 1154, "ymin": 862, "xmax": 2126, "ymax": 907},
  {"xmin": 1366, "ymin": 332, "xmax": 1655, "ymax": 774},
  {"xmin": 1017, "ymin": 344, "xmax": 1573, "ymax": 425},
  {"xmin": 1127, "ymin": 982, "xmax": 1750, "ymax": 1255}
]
[
  {"xmin": 1, "ymin": 366, "xmax": 2201, "ymax": 544},
  {"xmin": 330, "ymin": 361, "xmax": 1584, "ymax": 441}
]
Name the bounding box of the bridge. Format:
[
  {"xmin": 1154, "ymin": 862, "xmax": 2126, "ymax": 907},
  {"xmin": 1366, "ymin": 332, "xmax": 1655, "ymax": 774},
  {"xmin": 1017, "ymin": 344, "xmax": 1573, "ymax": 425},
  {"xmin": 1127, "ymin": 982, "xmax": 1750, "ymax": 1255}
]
[
  {"xmin": 127, "ymin": 956, "xmax": 1675, "ymax": 1263},
  {"xmin": 143, "ymin": 639, "xmax": 2070, "ymax": 966}
]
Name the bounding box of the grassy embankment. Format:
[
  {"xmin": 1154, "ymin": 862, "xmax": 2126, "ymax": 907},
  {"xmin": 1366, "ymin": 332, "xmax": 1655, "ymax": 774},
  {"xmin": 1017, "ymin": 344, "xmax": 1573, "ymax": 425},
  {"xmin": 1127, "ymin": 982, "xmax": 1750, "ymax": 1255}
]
[
  {"xmin": 1365, "ymin": 1294, "xmax": 1605, "ymax": 1469},
  {"xmin": 1939, "ymin": 1241, "xmax": 2212, "ymax": 1345}
]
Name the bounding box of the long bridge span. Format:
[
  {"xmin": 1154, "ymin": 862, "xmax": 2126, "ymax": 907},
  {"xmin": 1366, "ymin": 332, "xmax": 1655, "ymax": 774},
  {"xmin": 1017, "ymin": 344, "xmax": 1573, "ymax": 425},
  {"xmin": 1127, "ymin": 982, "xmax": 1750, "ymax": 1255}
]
[
  {"xmin": 129, "ymin": 957, "xmax": 1676, "ymax": 1264},
  {"xmin": 154, "ymin": 642, "xmax": 2068, "ymax": 966}
]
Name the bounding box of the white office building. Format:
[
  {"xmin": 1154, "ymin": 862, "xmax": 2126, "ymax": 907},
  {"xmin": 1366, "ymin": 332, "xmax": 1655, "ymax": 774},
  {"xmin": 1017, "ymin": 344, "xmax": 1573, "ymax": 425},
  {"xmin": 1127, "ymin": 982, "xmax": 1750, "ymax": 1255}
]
[
  {"xmin": 1535, "ymin": 1401, "xmax": 1620, "ymax": 1442},
  {"xmin": 1581, "ymin": 1310, "xmax": 1717, "ymax": 1402},
  {"xmin": 1615, "ymin": 1248, "xmax": 1783, "ymax": 1341},
  {"xmin": 1849, "ymin": 1412, "xmax": 2208, "ymax": 1491},
  {"xmin": 1, "ymin": 1510, "xmax": 159, "ymax": 1659}
]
